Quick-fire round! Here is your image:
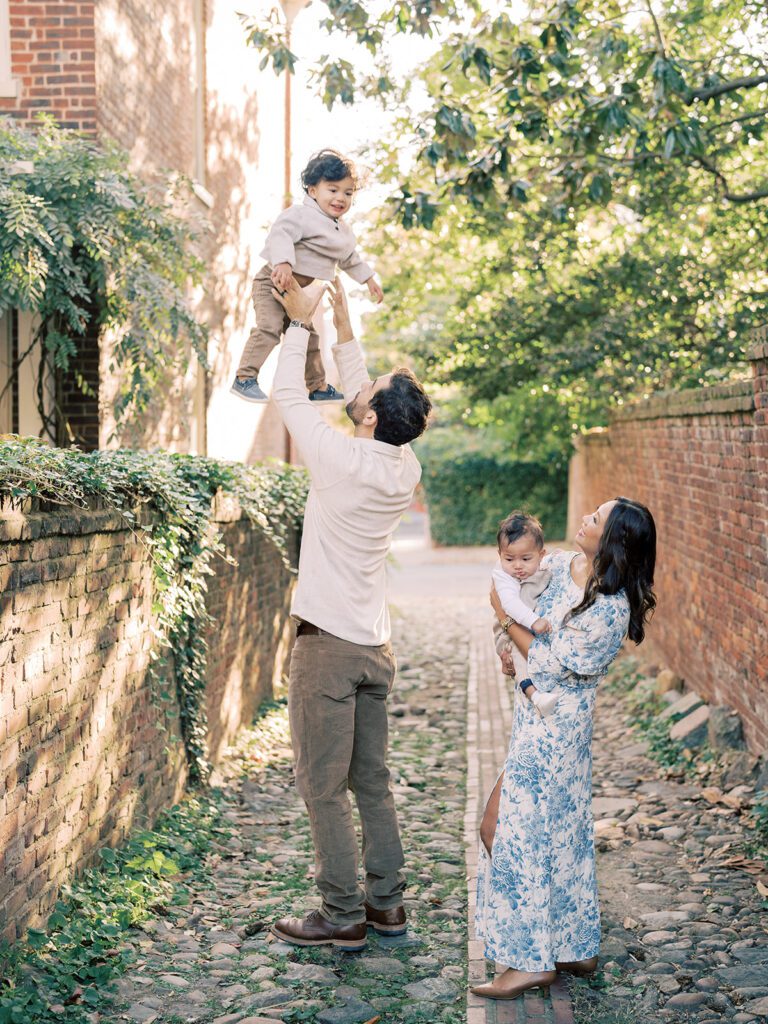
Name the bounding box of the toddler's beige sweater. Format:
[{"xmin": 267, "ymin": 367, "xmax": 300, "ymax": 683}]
[{"xmin": 261, "ymin": 196, "xmax": 374, "ymax": 284}]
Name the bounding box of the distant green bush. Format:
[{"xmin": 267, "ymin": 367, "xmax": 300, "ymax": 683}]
[{"xmin": 416, "ymin": 428, "xmax": 568, "ymax": 546}]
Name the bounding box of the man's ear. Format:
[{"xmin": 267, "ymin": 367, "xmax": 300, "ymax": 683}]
[{"xmin": 363, "ymin": 407, "xmax": 377, "ymax": 430}]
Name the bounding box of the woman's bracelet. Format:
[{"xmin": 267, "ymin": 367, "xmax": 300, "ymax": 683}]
[{"xmin": 500, "ymin": 615, "xmax": 514, "ymax": 633}]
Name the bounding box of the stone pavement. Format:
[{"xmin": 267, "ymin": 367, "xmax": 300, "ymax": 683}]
[
  {"xmin": 586, "ymin": 664, "xmax": 768, "ymax": 1023},
  {"xmin": 107, "ymin": 516, "xmax": 766, "ymax": 1024}
]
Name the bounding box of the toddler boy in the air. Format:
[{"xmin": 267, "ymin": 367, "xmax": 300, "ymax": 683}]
[{"xmin": 231, "ymin": 148, "xmax": 382, "ymax": 404}]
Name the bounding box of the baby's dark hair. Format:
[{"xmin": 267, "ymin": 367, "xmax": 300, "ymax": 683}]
[
  {"xmin": 301, "ymin": 149, "xmax": 361, "ymax": 191},
  {"xmin": 496, "ymin": 511, "xmax": 545, "ymax": 550}
]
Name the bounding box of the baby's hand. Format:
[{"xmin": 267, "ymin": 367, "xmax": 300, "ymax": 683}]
[
  {"xmin": 271, "ymin": 263, "xmax": 294, "ymax": 292},
  {"xmin": 531, "ymin": 618, "xmax": 552, "ymax": 635},
  {"xmin": 366, "ymin": 276, "xmax": 384, "ymax": 304}
]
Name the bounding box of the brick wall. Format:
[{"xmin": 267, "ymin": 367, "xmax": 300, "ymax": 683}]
[
  {"xmin": 568, "ymin": 343, "xmax": 768, "ymax": 753},
  {"xmin": 0, "ymin": 500, "xmax": 296, "ymax": 939},
  {"xmin": 3, "ymin": 1, "xmax": 97, "ymax": 130}
]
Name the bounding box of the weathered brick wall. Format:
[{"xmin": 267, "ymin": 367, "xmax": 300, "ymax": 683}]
[
  {"xmin": 568, "ymin": 344, "xmax": 768, "ymax": 753},
  {"xmin": 2, "ymin": 1, "xmax": 97, "ymax": 130},
  {"xmin": 0, "ymin": 501, "xmax": 296, "ymax": 939},
  {"xmin": 204, "ymin": 495, "xmax": 296, "ymax": 764}
]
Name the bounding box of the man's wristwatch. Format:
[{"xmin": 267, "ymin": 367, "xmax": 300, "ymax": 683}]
[
  {"xmin": 289, "ymin": 318, "xmax": 309, "ymax": 330},
  {"xmin": 500, "ymin": 615, "xmax": 515, "ymax": 633}
]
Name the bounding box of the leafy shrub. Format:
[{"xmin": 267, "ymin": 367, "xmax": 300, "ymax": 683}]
[
  {"xmin": 0, "ymin": 437, "xmax": 308, "ymax": 781},
  {"xmin": 0, "ymin": 115, "xmax": 208, "ymax": 437},
  {"xmin": 415, "ymin": 427, "xmax": 568, "ymax": 546}
]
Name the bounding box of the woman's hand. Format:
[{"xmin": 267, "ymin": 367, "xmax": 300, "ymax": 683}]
[{"xmin": 500, "ymin": 648, "xmax": 516, "ymax": 677}]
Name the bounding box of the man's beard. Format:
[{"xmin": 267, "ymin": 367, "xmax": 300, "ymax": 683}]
[{"xmin": 345, "ymin": 395, "xmax": 365, "ymax": 425}]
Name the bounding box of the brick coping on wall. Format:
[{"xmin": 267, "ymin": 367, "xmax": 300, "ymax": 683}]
[{"xmin": 594, "ymin": 344, "xmax": 765, "ymax": 426}]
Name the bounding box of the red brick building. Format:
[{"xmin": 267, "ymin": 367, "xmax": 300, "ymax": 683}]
[{"xmin": 0, "ymin": 0, "xmax": 290, "ymax": 461}]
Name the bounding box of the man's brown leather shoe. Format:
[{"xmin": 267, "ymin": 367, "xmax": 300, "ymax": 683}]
[
  {"xmin": 271, "ymin": 909, "xmax": 367, "ymax": 950},
  {"xmin": 364, "ymin": 901, "xmax": 407, "ymax": 936}
]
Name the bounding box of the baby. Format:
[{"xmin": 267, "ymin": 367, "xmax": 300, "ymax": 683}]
[
  {"xmin": 231, "ymin": 148, "xmax": 383, "ymax": 404},
  {"xmin": 492, "ymin": 511, "xmax": 558, "ymax": 718}
]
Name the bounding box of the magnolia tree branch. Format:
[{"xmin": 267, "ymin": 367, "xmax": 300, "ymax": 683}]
[
  {"xmin": 687, "ymin": 72, "xmax": 768, "ymax": 103},
  {"xmin": 644, "ymin": 0, "xmax": 667, "ymax": 58},
  {"xmin": 695, "ymin": 154, "xmax": 768, "ymax": 202}
]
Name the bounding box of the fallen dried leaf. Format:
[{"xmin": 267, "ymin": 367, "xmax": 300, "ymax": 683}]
[
  {"xmin": 715, "ymin": 855, "xmax": 767, "ymax": 874},
  {"xmin": 720, "ymin": 793, "xmax": 745, "ymax": 809},
  {"xmin": 623, "ymin": 916, "xmax": 639, "ymax": 930},
  {"xmin": 701, "ymin": 787, "xmax": 723, "ymax": 804},
  {"xmin": 757, "ymin": 880, "xmax": 768, "ymax": 898}
]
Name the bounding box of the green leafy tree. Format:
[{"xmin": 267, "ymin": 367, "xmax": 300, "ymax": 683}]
[
  {"xmin": 244, "ymin": 0, "xmax": 768, "ymax": 217},
  {"xmin": 244, "ymin": 1, "xmax": 767, "ymax": 460},
  {"xmin": 0, "ymin": 116, "xmax": 209, "ymax": 442}
]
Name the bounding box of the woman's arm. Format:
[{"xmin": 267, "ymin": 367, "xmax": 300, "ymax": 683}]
[{"xmin": 490, "ymin": 585, "xmax": 534, "ymax": 657}]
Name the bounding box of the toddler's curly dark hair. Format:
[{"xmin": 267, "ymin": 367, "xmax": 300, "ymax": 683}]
[{"xmin": 301, "ymin": 149, "xmax": 362, "ymax": 191}]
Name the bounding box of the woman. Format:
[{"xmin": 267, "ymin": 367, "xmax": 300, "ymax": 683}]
[{"xmin": 472, "ymin": 497, "xmax": 656, "ymax": 1001}]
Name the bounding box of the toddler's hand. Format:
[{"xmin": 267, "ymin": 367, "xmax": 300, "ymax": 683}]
[
  {"xmin": 366, "ymin": 277, "xmax": 384, "ymax": 303},
  {"xmin": 531, "ymin": 618, "xmax": 552, "ymax": 635},
  {"xmin": 271, "ymin": 263, "xmax": 294, "ymax": 292}
]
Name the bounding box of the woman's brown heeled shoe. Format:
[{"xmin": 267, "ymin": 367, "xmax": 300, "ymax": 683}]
[
  {"xmin": 555, "ymin": 956, "xmax": 599, "ymax": 978},
  {"xmin": 470, "ymin": 969, "xmax": 557, "ymax": 1000}
]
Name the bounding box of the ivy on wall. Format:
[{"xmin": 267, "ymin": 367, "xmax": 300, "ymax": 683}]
[
  {"xmin": 0, "ymin": 115, "xmax": 209, "ymax": 441},
  {"xmin": 0, "ymin": 437, "xmax": 309, "ymax": 781}
]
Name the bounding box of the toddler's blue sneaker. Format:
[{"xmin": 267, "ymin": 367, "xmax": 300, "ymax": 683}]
[
  {"xmin": 231, "ymin": 377, "xmax": 268, "ymax": 403},
  {"xmin": 309, "ymin": 384, "xmax": 344, "ymax": 402}
]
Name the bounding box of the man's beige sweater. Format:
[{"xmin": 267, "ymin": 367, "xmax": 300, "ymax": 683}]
[{"xmin": 272, "ymin": 325, "xmax": 421, "ymax": 646}]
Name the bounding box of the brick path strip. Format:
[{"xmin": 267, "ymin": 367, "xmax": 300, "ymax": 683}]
[{"xmin": 465, "ymin": 614, "xmax": 575, "ymax": 1024}]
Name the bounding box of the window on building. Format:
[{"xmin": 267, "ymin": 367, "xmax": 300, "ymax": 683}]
[{"xmin": 0, "ymin": 0, "xmax": 18, "ymax": 98}]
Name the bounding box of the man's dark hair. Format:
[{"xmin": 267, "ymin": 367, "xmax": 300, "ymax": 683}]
[
  {"xmin": 496, "ymin": 511, "xmax": 545, "ymax": 550},
  {"xmin": 301, "ymin": 149, "xmax": 361, "ymax": 191},
  {"xmin": 369, "ymin": 368, "xmax": 431, "ymax": 447}
]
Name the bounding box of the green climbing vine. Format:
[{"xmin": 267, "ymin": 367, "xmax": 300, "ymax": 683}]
[
  {"xmin": 0, "ymin": 437, "xmax": 309, "ymax": 781},
  {"xmin": 0, "ymin": 115, "xmax": 208, "ymax": 440}
]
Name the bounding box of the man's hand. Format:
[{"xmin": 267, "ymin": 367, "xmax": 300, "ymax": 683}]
[
  {"xmin": 366, "ymin": 276, "xmax": 384, "ymax": 304},
  {"xmin": 326, "ymin": 277, "xmax": 354, "ymax": 344},
  {"xmin": 271, "ymin": 263, "xmax": 294, "ymax": 291},
  {"xmin": 272, "ymin": 277, "xmax": 325, "ymax": 325}
]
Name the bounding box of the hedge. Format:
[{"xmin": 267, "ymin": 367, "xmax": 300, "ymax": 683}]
[{"xmin": 416, "ymin": 429, "xmax": 568, "ymax": 546}]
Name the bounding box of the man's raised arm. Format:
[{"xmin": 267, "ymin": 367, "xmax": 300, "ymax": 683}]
[
  {"xmin": 327, "ymin": 278, "xmax": 371, "ymax": 398},
  {"xmin": 271, "ymin": 281, "xmax": 349, "ymax": 485}
]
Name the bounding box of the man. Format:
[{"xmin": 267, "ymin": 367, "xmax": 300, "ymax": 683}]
[{"xmin": 268, "ymin": 277, "xmax": 431, "ymax": 951}]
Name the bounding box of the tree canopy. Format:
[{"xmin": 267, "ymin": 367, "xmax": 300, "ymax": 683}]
[
  {"xmin": 245, "ymin": 0, "xmax": 768, "ymax": 219},
  {"xmin": 244, "ymin": 1, "xmax": 768, "ymax": 454}
]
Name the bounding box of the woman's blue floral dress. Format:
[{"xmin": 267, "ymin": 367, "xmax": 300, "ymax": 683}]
[{"xmin": 475, "ymin": 549, "xmax": 630, "ymax": 971}]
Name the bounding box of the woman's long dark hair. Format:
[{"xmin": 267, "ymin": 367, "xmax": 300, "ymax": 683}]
[{"xmin": 569, "ymin": 497, "xmax": 657, "ymax": 643}]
